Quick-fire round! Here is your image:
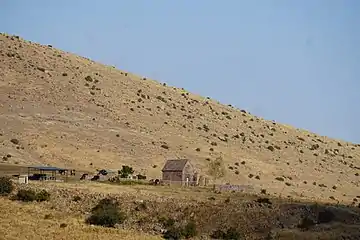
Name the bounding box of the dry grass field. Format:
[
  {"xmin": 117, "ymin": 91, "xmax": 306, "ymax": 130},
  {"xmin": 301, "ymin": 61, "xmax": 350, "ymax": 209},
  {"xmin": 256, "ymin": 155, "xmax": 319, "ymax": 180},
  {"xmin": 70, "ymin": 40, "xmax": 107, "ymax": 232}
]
[
  {"xmin": 0, "ymin": 198, "xmax": 162, "ymax": 240},
  {"xmin": 1, "ymin": 32, "xmax": 360, "ymax": 238},
  {"xmin": 0, "ymin": 181, "xmax": 359, "ymax": 240}
]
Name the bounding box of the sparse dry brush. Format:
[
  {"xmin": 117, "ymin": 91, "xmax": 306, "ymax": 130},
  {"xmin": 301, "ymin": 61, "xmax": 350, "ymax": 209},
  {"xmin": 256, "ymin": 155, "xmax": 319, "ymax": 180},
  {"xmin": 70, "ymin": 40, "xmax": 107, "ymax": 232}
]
[
  {"xmin": 0, "ymin": 176, "xmax": 14, "ymax": 196},
  {"xmin": 86, "ymin": 197, "xmax": 126, "ymax": 227},
  {"xmin": 2, "ymin": 182, "xmax": 359, "ymax": 239}
]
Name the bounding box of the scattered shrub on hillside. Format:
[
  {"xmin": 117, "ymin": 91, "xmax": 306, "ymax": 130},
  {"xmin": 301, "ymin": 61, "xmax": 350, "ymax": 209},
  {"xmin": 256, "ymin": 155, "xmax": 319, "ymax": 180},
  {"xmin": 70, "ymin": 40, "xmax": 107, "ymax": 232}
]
[
  {"xmin": 86, "ymin": 198, "xmax": 126, "ymax": 228},
  {"xmin": 210, "ymin": 227, "xmax": 242, "ymax": 240},
  {"xmin": 156, "ymin": 95, "xmax": 167, "ymax": 103},
  {"xmin": 275, "ymin": 177, "xmax": 284, "ymax": 182},
  {"xmin": 158, "ymin": 217, "xmax": 175, "ymax": 228},
  {"xmin": 135, "ymin": 201, "xmax": 147, "ymax": 211},
  {"xmin": 0, "ymin": 176, "xmax": 14, "ymax": 196},
  {"xmin": 163, "ymin": 227, "xmax": 182, "ymax": 240},
  {"xmin": 161, "ymin": 144, "xmax": 169, "ymax": 149},
  {"xmin": 85, "ymin": 75, "xmax": 93, "ymax": 82},
  {"xmin": 298, "ymin": 216, "xmax": 316, "ymax": 230},
  {"xmin": 256, "ymin": 197, "xmax": 272, "ymax": 205},
  {"xmin": 13, "ymin": 189, "xmax": 50, "ymax": 202},
  {"xmin": 10, "ymin": 138, "xmax": 19, "ymax": 145},
  {"xmin": 14, "ymin": 189, "xmax": 37, "ymax": 202},
  {"xmin": 182, "ymin": 221, "xmax": 197, "ymax": 239},
  {"xmin": 267, "ymin": 146, "xmax": 275, "ymax": 151},
  {"xmin": 203, "ymin": 124, "xmax": 210, "ymax": 132},
  {"xmin": 162, "ymin": 220, "xmax": 197, "ymax": 239},
  {"xmin": 73, "ymin": 196, "xmax": 81, "ymax": 202},
  {"xmin": 36, "ymin": 189, "xmax": 51, "ymax": 202},
  {"xmin": 59, "ymin": 223, "xmax": 67, "ymax": 228}
]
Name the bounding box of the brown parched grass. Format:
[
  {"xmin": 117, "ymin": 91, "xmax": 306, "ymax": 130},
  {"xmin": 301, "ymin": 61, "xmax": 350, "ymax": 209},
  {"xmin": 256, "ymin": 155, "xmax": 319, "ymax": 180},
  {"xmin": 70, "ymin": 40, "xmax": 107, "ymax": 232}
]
[
  {"xmin": 0, "ymin": 197, "xmax": 161, "ymax": 240},
  {"xmin": 0, "ymin": 180, "xmax": 359, "ymax": 240}
]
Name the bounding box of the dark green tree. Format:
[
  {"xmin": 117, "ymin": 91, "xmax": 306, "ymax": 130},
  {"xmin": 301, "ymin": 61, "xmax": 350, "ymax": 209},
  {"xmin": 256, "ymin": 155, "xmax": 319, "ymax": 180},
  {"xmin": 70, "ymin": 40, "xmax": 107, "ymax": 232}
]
[{"xmin": 118, "ymin": 165, "xmax": 134, "ymax": 178}]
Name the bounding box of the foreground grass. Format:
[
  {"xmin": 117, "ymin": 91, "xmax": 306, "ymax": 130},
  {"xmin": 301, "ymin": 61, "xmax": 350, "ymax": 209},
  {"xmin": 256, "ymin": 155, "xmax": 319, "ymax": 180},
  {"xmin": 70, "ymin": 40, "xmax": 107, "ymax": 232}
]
[
  {"xmin": 1, "ymin": 180, "xmax": 360, "ymax": 240},
  {"xmin": 0, "ymin": 198, "xmax": 161, "ymax": 240}
]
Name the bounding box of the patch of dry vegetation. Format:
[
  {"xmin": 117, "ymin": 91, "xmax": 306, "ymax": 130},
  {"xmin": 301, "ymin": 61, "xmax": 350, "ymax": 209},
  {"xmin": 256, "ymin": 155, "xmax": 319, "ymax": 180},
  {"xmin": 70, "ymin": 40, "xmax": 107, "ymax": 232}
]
[
  {"xmin": 0, "ymin": 32, "xmax": 360, "ymax": 204},
  {"xmin": 0, "ymin": 198, "xmax": 161, "ymax": 240},
  {"xmin": 1, "ymin": 181, "xmax": 360, "ymax": 240}
]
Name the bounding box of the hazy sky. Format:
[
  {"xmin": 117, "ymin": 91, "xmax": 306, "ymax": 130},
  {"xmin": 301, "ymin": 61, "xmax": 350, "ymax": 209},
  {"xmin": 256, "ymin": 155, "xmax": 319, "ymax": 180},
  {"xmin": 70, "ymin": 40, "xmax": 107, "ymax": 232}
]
[{"xmin": 1, "ymin": 1, "xmax": 359, "ymax": 143}]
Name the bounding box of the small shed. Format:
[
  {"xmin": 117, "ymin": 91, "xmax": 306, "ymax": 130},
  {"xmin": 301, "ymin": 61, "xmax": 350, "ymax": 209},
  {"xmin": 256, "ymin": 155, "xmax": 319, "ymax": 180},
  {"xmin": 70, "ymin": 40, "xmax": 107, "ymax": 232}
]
[
  {"xmin": 18, "ymin": 174, "xmax": 29, "ymax": 184},
  {"xmin": 161, "ymin": 159, "xmax": 196, "ymax": 185}
]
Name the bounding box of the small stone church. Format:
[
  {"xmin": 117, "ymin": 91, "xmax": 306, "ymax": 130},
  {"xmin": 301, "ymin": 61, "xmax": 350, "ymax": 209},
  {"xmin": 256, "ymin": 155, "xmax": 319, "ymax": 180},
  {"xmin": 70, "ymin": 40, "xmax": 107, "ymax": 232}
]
[{"xmin": 161, "ymin": 159, "xmax": 197, "ymax": 185}]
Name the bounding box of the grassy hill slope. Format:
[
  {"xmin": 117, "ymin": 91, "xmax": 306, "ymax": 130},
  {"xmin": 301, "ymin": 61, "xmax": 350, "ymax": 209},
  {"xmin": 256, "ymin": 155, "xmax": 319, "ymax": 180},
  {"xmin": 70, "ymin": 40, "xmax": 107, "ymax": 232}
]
[{"xmin": 0, "ymin": 33, "xmax": 359, "ymax": 203}]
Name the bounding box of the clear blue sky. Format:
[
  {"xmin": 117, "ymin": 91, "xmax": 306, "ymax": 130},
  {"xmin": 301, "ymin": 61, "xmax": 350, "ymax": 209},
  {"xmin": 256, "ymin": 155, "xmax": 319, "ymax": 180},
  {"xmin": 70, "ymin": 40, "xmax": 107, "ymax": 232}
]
[{"xmin": 1, "ymin": 1, "xmax": 359, "ymax": 143}]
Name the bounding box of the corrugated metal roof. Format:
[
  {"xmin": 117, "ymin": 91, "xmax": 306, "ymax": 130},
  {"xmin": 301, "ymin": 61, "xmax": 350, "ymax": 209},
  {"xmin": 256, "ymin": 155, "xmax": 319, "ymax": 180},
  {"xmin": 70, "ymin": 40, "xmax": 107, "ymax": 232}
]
[
  {"xmin": 162, "ymin": 159, "xmax": 188, "ymax": 172},
  {"xmin": 28, "ymin": 166, "xmax": 68, "ymax": 171}
]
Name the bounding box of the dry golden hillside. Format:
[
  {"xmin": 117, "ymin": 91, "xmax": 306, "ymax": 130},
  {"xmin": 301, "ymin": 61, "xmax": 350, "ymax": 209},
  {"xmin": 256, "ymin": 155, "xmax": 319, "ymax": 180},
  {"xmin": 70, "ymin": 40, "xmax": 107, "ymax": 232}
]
[{"xmin": 0, "ymin": 33, "xmax": 359, "ymax": 203}]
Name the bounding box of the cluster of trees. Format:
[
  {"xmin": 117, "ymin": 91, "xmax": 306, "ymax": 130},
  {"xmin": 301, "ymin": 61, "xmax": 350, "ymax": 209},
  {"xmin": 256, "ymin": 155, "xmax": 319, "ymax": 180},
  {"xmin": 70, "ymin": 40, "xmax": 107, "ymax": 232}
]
[{"xmin": 118, "ymin": 165, "xmax": 146, "ymax": 180}]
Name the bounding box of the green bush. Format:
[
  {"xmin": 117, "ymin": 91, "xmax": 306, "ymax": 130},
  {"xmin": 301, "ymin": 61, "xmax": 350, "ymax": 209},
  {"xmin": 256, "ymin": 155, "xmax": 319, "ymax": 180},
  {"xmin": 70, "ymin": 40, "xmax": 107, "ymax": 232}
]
[
  {"xmin": 73, "ymin": 196, "xmax": 81, "ymax": 202},
  {"xmin": 86, "ymin": 198, "xmax": 126, "ymax": 228},
  {"xmin": 36, "ymin": 189, "xmax": 50, "ymax": 202},
  {"xmin": 159, "ymin": 217, "xmax": 175, "ymax": 228},
  {"xmin": 15, "ymin": 189, "xmax": 37, "ymax": 202},
  {"xmin": 210, "ymin": 227, "xmax": 243, "ymax": 240},
  {"xmin": 13, "ymin": 189, "xmax": 50, "ymax": 202},
  {"xmin": 0, "ymin": 176, "xmax": 14, "ymax": 196},
  {"xmin": 118, "ymin": 165, "xmax": 134, "ymax": 178},
  {"xmin": 163, "ymin": 228, "xmax": 183, "ymax": 240},
  {"xmin": 162, "ymin": 219, "xmax": 198, "ymax": 239},
  {"xmin": 182, "ymin": 221, "xmax": 197, "ymax": 238}
]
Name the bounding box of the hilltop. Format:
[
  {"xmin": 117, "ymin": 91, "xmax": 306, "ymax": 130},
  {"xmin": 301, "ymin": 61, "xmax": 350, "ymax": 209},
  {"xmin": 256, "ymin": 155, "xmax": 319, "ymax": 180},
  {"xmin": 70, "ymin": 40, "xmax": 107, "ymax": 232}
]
[{"xmin": 0, "ymin": 33, "xmax": 359, "ymax": 203}]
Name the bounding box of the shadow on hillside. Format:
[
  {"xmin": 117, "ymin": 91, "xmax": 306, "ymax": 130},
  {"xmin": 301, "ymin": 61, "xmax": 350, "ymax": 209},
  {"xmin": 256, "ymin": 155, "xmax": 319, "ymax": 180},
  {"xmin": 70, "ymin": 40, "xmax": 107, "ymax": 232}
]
[{"xmin": 267, "ymin": 201, "xmax": 360, "ymax": 240}]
